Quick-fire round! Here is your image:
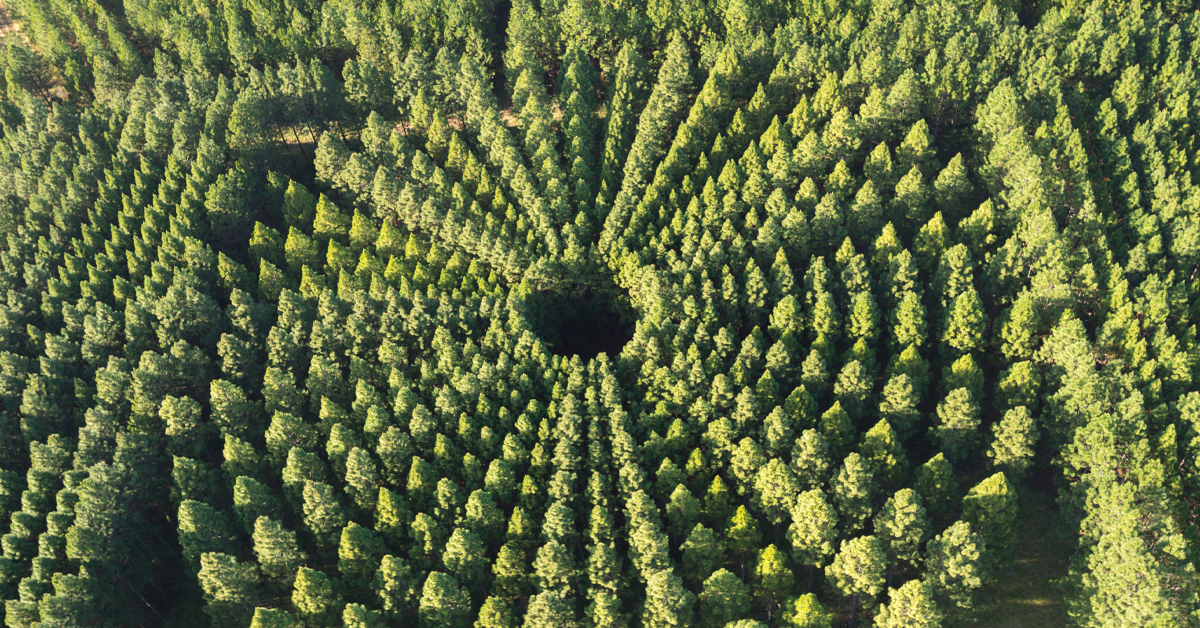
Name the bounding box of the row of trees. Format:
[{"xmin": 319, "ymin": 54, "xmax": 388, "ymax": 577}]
[{"xmin": 0, "ymin": 0, "xmax": 1198, "ymax": 626}]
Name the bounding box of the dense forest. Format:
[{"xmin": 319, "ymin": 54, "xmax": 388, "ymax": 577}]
[{"xmin": 0, "ymin": 0, "xmax": 1198, "ymax": 626}]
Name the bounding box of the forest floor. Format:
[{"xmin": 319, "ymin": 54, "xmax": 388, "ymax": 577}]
[
  {"xmin": 948, "ymin": 486, "xmax": 1073, "ymax": 628},
  {"xmin": 0, "ymin": 0, "xmax": 17, "ymax": 39}
]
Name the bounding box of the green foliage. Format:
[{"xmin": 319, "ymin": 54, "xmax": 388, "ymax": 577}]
[
  {"xmin": 924, "ymin": 521, "xmax": 990, "ymax": 609},
  {"xmin": 1, "ymin": 4, "xmax": 1195, "ymax": 626},
  {"xmin": 915, "ymin": 453, "xmax": 959, "ymax": 521},
  {"xmin": 198, "ymin": 552, "xmax": 261, "ymax": 628},
  {"xmin": 987, "ymin": 407, "xmax": 1039, "ymax": 481},
  {"xmin": 875, "ymin": 579, "xmax": 942, "ymax": 628},
  {"xmin": 962, "ymin": 472, "xmax": 1019, "ymax": 562},
  {"xmin": 931, "ymin": 388, "xmax": 981, "ymax": 464},
  {"xmin": 699, "ymin": 568, "xmax": 750, "ymax": 628},
  {"xmin": 825, "ymin": 536, "xmax": 886, "ymax": 610}
]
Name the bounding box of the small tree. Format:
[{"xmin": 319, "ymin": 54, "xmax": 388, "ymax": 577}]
[
  {"xmin": 924, "ymin": 521, "xmax": 990, "ymax": 609},
  {"xmin": 787, "ymin": 489, "xmax": 838, "ymax": 590},
  {"xmin": 873, "ymin": 489, "xmax": 930, "ymax": 586},
  {"xmin": 754, "ymin": 545, "xmax": 794, "ymax": 620},
  {"xmin": 962, "ymin": 472, "xmax": 1019, "ymax": 563},
  {"xmin": 699, "ymin": 568, "xmax": 750, "ymax": 628},
  {"xmin": 198, "ymin": 552, "xmax": 260, "ymax": 628},
  {"xmin": 824, "ymin": 536, "xmax": 886, "ymax": 627},
  {"xmin": 930, "ymin": 388, "xmax": 980, "ymax": 464},
  {"xmin": 875, "ymin": 579, "xmax": 942, "ymax": 628},
  {"xmin": 986, "ymin": 407, "xmax": 1039, "ymax": 481},
  {"xmin": 642, "ymin": 570, "xmax": 696, "ymax": 628},
  {"xmin": 780, "ymin": 593, "xmax": 833, "ymax": 628},
  {"xmin": 726, "ymin": 506, "xmax": 762, "ymax": 581},
  {"xmin": 914, "ymin": 453, "xmax": 958, "ymax": 520}
]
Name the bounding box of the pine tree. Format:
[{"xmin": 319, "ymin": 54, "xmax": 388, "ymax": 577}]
[
  {"xmin": 754, "ymin": 544, "xmax": 794, "ymax": 620},
  {"xmin": 830, "ymin": 453, "xmax": 876, "ymax": 536},
  {"xmin": 879, "ymin": 374, "xmax": 922, "ymax": 442},
  {"xmin": 253, "ymin": 516, "xmax": 306, "ymax": 584},
  {"xmin": 340, "ymin": 522, "xmax": 386, "ymax": 593},
  {"xmin": 924, "ymin": 521, "xmax": 989, "ymax": 609},
  {"xmin": 791, "ymin": 429, "xmax": 831, "ymax": 489},
  {"xmin": 994, "ymin": 361, "xmax": 1041, "ymax": 414},
  {"xmin": 666, "ymin": 484, "xmax": 702, "ymax": 540},
  {"xmin": 997, "ymin": 292, "xmax": 1039, "ymax": 360},
  {"xmin": 931, "ymin": 388, "xmax": 981, "ymax": 464},
  {"xmin": 847, "ymin": 292, "xmax": 880, "ymax": 343},
  {"xmin": 345, "ymin": 447, "xmax": 381, "ymax": 510},
  {"xmin": 873, "ymin": 489, "xmax": 930, "ymax": 585},
  {"xmin": 962, "ymin": 472, "xmax": 1018, "ymax": 563},
  {"xmin": 986, "ymin": 407, "xmax": 1039, "ymax": 481},
  {"xmin": 859, "ymin": 420, "xmax": 908, "ymax": 489},
  {"xmin": 419, "ymin": 572, "xmax": 472, "ymax": 628},
  {"xmin": 303, "ymin": 480, "xmax": 347, "ymax": 552},
  {"xmin": 699, "ymin": 568, "xmax": 751, "ymax": 628},
  {"xmin": 443, "ymin": 527, "xmax": 489, "ymax": 590},
  {"xmin": 941, "ymin": 289, "xmax": 986, "ymax": 357},
  {"xmin": 642, "ymin": 570, "xmax": 695, "ymax": 628},
  {"xmin": 818, "ymin": 402, "xmax": 855, "ymax": 459},
  {"xmin": 178, "ymin": 500, "xmax": 240, "ymax": 568},
  {"xmin": 283, "ymin": 179, "xmax": 318, "ymax": 229},
  {"xmin": 198, "ymin": 552, "xmax": 261, "ymax": 628},
  {"xmin": 532, "ymin": 539, "xmax": 578, "ymax": 596},
  {"xmin": 205, "ymin": 165, "xmax": 258, "ymax": 251},
  {"xmin": 914, "ymin": 454, "xmax": 958, "ymax": 521},
  {"xmin": 251, "ymin": 607, "xmax": 297, "ymax": 628},
  {"xmin": 525, "ymin": 591, "xmax": 578, "ymax": 628},
  {"xmin": 847, "ymin": 181, "xmax": 884, "ymax": 243},
  {"xmin": 911, "ymin": 213, "xmax": 950, "ymax": 273},
  {"xmin": 233, "ymin": 476, "xmax": 283, "ymax": 535},
  {"xmin": 752, "ymin": 458, "xmax": 801, "ymax": 528},
  {"xmin": 875, "ymin": 579, "xmax": 942, "ymax": 628},
  {"xmin": 682, "ymin": 524, "xmax": 724, "ymax": 582},
  {"xmin": 940, "ymin": 354, "xmax": 984, "ymax": 401},
  {"xmin": 780, "ymin": 593, "xmax": 833, "ymax": 628},
  {"xmin": 476, "ymin": 596, "xmax": 516, "ymax": 628},
  {"xmin": 344, "ymin": 603, "xmax": 384, "ymax": 628},
  {"xmin": 890, "ymin": 292, "xmax": 927, "ymax": 351},
  {"xmin": 726, "ymin": 506, "xmax": 762, "ymax": 582},
  {"xmin": 313, "ymin": 194, "xmax": 351, "ymax": 243},
  {"xmin": 825, "ymin": 536, "xmax": 886, "ymax": 623}
]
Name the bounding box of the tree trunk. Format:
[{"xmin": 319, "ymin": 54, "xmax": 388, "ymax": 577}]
[
  {"xmin": 887, "ymin": 563, "xmax": 895, "ymax": 589},
  {"xmin": 276, "ymin": 128, "xmax": 303, "ymax": 173},
  {"xmin": 290, "ymin": 126, "xmax": 310, "ymax": 162},
  {"xmin": 849, "ymin": 594, "xmax": 859, "ymax": 628},
  {"xmin": 113, "ymin": 568, "xmax": 164, "ymax": 619},
  {"xmin": 807, "ymin": 565, "xmax": 816, "ymax": 592}
]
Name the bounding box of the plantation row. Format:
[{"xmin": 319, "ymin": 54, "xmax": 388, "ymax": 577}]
[{"xmin": 0, "ymin": 0, "xmax": 1198, "ymax": 626}]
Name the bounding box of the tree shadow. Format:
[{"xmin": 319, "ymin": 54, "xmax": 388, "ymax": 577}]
[{"xmin": 523, "ymin": 281, "xmax": 635, "ymax": 360}]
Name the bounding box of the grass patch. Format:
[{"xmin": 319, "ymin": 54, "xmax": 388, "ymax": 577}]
[{"xmin": 948, "ymin": 487, "xmax": 1073, "ymax": 628}]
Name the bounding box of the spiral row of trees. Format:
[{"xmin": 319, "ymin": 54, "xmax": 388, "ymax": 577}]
[{"xmin": 0, "ymin": 0, "xmax": 1198, "ymax": 627}]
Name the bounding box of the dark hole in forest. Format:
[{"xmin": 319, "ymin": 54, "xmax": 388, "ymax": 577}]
[{"xmin": 525, "ymin": 282, "xmax": 636, "ymax": 360}]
